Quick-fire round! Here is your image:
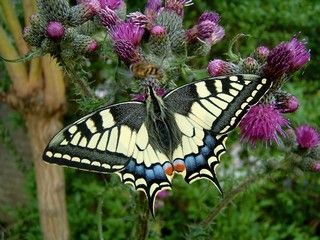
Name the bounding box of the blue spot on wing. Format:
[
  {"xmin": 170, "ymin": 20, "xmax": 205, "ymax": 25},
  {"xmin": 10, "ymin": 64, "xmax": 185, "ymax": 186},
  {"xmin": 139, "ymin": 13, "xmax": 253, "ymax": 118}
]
[
  {"xmin": 119, "ymin": 155, "xmax": 172, "ymax": 216},
  {"xmin": 182, "ymin": 132, "xmax": 226, "ymax": 194}
]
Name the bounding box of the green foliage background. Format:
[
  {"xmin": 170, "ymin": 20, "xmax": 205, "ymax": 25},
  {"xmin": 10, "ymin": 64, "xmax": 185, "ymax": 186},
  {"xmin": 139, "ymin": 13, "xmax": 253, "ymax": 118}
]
[{"xmin": 1, "ymin": 0, "xmax": 320, "ymax": 239}]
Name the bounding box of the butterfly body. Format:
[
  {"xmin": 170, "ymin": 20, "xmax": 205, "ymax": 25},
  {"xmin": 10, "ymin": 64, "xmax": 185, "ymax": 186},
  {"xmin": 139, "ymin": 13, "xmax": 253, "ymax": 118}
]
[{"xmin": 43, "ymin": 75, "xmax": 272, "ymax": 215}]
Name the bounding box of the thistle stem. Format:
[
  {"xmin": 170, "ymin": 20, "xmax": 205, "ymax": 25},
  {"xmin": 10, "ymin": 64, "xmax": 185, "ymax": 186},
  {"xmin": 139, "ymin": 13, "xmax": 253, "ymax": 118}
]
[{"xmin": 136, "ymin": 192, "xmax": 150, "ymax": 240}]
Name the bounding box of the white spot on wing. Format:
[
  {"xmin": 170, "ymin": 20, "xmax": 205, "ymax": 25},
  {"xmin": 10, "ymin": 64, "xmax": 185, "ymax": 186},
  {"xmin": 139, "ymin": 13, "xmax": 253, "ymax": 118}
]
[
  {"xmin": 175, "ymin": 113, "xmax": 195, "ymax": 137},
  {"xmin": 87, "ymin": 133, "xmax": 101, "ymax": 149},
  {"xmin": 107, "ymin": 127, "xmax": 119, "ymax": 152},
  {"xmin": 81, "ymin": 159, "xmax": 90, "ymax": 164},
  {"xmin": 100, "ymin": 109, "xmax": 115, "ymax": 128},
  {"xmin": 196, "ymin": 81, "xmax": 211, "ymax": 98},
  {"xmin": 208, "ymin": 97, "xmax": 228, "ymax": 110},
  {"xmin": 72, "ymin": 157, "xmax": 80, "ymax": 162},
  {"xmin": 229, "ymin": 76, "xmax": 238, "ymax": 81},
  {"xmin": 54, "ymin": 153, "xmax": 62, "ymax": 158},
  {"xmin": 91, "ymin": 161, "xmax": 101, "ymax": 167},
  {"xmin": 70, "ymin": 132, "xmax": 81, "ymax": 145},
  {"xmin": 117, "ymin": 125, "xmax": 132, "ymax": 155},
  {"xmin": 97, "ymin": 130, "xmax": 109, "ymax": 151},
  {"xmin": 60, "ymin": 139, "xmax": 69, "ymax": 146},
  {"xmin": 231, "ymin": 82, "xmax": 244, "ymax": 91},
  {"xmin": 86, "ymin": 119, "xmax": 97, "ymax": 133},
  {"xmin": 136, "ymin": 124, "xmax": 148, "ymax": 150},
  {"xmin": 79, "ymin": 137, "xmax": 88, "ymax": 147},
  {"xmin": 172, "ymin": 144, "xmax": 183, "ymax": 160},
  {"xmin": 63, "ymin": 154, "xmax": 71, "ymax": 160},
  {"xmin": 200, "ymin": 99, "xmax": 221, "ymax": 118},
  {"xmin": 69, "ymin": 126, "xmax": 77, "ymax": 134},
  {"xmin": 46, "ymin": 151, "xmax": 53, "ymax": 157},
  {"xmin": 217, "ymin": 93, "xmax": 234, "ymax": 103},
  {"xmin": 214, "ymin": 80, "xmax": 223, "ymax": 92},
  {"xmin": 190, "ymin": 102, "xmax": 215, "ymax": 126}
]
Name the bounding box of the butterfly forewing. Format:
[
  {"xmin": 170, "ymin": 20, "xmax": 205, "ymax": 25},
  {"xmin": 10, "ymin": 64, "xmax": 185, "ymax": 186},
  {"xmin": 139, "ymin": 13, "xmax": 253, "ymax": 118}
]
[
  {"xmin": 43, "ymin": 102, "xmax": 147, "ymax": 172},
  {"xmin": 164, "ymin": 75, "xmax": 272, "ymax": 185}
]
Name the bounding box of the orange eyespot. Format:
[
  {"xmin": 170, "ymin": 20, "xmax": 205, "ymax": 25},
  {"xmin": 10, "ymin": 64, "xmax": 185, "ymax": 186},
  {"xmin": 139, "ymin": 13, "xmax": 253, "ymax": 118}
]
[
  {"xmin": 163, "ymin": 163, "xmax": 174, "ymax": 176},
  {"xmin": 173, "ymin": 160, "xmax": 186, "ymax": 172}
]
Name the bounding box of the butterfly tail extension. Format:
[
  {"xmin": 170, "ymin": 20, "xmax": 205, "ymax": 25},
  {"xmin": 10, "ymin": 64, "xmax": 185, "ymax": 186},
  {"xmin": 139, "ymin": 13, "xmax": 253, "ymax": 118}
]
[{"xmin": 118, "ymin": 158, "xmax": 173, "ymax": 216}]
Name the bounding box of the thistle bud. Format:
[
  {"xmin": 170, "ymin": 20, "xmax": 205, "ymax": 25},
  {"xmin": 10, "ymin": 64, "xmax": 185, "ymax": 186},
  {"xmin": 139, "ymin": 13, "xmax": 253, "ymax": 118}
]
[
  {"xmin": 254, "ymin": 46, "xmax": 270, "ymax": 62},
  {"xmin": 274, "ymin": 92, "xmax": 299, "ymax": 113},
  {"xmin": 165, "ymin": 0, "xmax": 193, "ymax": 17},
  {"xmin": 37, "ymin": 0, "xmax": 70, "ymax": 22},
  {"xmin": 207, "ymin": 60, "xmax": 240, "ymax": 77},
  {"xmin": 145, "ymin": 0, "xmax": 162, "ymax": 17},
  {"xmin": 241, "ymin": 57, "xmax": 259, "ymax": 74},
  {"xmin": 72, "ymin": 34, "xmax": 99, "ymax": 54},
  {"xmin": 46, "ymin": 21, "xmax": 65, "ymax": 40},
  {"xmin": 149, "ymin": 25, "xmax": 170, "ymax": 56}
]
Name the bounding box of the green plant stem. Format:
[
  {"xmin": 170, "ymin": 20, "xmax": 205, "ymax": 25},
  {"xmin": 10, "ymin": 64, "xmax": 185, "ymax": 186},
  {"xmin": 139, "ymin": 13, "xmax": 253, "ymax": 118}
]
[
  {"xmin": 61, "ymin": 59, "xmax": 96, "ymax": 98},
  {"xmin": 136, "ymin": 192, "xmax": 150, "ymax": 240},
  {"xmin": 201, "ymin": 174, "xmax": 262, "ymax": 226},
  {"xmin": 97, "ymin": 195, "xmax": 105, "ymax": 240}
]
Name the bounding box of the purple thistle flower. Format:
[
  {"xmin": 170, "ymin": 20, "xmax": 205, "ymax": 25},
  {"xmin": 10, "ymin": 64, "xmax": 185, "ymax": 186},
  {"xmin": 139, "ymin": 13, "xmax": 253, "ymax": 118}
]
[
  {"xmin": 207, "ymin": 59, "xmax": 239, "ymax": 77},
  {"xmin": 197, "ymin": 20, "xmax": 224, "ymax": 44},
  {"xmin": 239, "ymin": 104, "xmax": 289, "ymax": 145},
  {"xmin": 46, "ymin": 21, "xmax": 65, "ymax": 40},
  {"xmin": 145, "ymin": 0, "xmax": 163, "ymax": 16},
  {"xmin": 295, "ymin": 125, "xmax": 319, "ymax": 149},
  {"xmin": 77, "ymin": 0, "xmax": 101, "ymax": 14},
  {"xmin": 127, "ymin": 12, "xmax": 150, "ymax": 28},
  {"xmin": 287, "ymin": 37, "xmax": 310, "ymax": 72},
  {"xmin": 113, "ymin": 40, "xmax": 141, "ymax": 64},
  {"xmin": 264, "ymin": 42, "xmax": 293, "ymax": 80},
  {"xmin": 99, "ymin": 0, "xmax": 123, "ymax": 10},
  {"xmin": 99, "ymin": 7, "xmax": 119, "ymax": 28},
  {"xmin": 110, "ymin": 22, "xmax": 144, "ymax": 46},
  {"xmin": 155, "ymin": 86, "xmax": 166, "ymax": 97},
  {"xmin": 275, "ymin": 94, "xmax": 299, "ymax": 113},
  {"xmin": 313, "ymin": 162, "xmax": 320, "ymax": 172},
  {"xmin": 254, "ymin": 46, "xmax": 270, "ymax": 62},
  {"xmin": 131, "ymin": 93, "xmax": 147, "ymax": 102},
  {"xmin": 198, "ymin": 11, "xmax": 220, "ymax": 24},
  {"xmin": 157, "ymin": 190, "xmax": 170, "ymax": 199},
  {"xmin": 165, "ymin": 0, "xmax": 193, "ymax": 17}
]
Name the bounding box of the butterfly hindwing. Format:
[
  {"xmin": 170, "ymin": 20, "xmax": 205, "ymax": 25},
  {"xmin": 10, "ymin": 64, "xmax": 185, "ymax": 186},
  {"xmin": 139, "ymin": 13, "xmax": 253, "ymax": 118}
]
[{"xmin": 164, "ymin": 74, "xmax": 272, "ymax": 185}]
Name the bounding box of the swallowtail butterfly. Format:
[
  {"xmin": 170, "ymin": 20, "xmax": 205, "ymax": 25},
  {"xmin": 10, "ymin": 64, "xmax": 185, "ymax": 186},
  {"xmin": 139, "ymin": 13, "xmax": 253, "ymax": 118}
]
[{"xmin": 43, "ymin": 74, "xmax": 272, "ymax": 215}]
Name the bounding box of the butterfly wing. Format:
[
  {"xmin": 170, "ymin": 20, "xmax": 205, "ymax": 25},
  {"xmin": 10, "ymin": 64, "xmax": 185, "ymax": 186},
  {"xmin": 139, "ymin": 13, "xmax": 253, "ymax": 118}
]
[
  {"xmin": 163, "ymin": 74, "xmax": 272, "ymax": 189},
  {"xmin": 43, "ymin": 101, "xmax": 172, "ymax": 215}
]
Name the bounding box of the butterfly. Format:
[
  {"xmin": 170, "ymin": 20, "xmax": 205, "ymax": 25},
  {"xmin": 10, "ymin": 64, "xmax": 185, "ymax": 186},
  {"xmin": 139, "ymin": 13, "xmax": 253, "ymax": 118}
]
[{"xmin": 43, "ymin": 74, "xmax": 272, "ymax": 215}]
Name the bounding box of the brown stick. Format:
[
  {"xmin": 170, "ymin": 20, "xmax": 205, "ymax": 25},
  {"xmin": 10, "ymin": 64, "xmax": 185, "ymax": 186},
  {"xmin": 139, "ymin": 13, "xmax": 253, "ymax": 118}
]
[
  {"xmin": 0, "ymin": 0, "xmax": 29, "ymax": 55},
  {"xmin": 25, "ymin": 115, "xmax": 69, "ymax": 240}
]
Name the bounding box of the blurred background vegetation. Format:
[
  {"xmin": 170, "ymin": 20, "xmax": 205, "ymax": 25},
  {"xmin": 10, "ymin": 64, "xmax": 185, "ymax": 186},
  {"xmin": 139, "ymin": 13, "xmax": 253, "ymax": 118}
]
[{"xmin": 0, "ymin": 0, "xmax": 319, "ymax": 239}]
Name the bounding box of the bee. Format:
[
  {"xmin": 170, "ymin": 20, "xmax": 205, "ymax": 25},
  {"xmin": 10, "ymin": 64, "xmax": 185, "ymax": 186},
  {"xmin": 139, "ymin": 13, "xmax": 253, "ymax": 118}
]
[{"xmin": 130, "ymin": 61, "xmax": 163, "ymax": 80}]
